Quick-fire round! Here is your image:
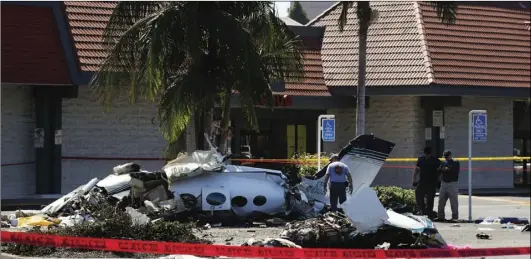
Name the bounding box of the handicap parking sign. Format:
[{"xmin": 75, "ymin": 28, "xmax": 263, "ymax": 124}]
[
  {"xmin": 322, "ymin": 119, "xmax": 335, "ymax": 142},
  {"xmin": 472, "ymin": 113, "xmax": 487, "ymax": 142}
]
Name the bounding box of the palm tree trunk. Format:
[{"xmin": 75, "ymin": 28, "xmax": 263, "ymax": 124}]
[
  {"xmin": 203, "ymin": 109, "xmax": 213, "ymax": 149},
  {"xmin": 356, "ymin": 21, "xmax": 368, "ymax": 136},
  {"xmin": 218, "ymin": 88, "xmax": 232, "ymax": 154}
]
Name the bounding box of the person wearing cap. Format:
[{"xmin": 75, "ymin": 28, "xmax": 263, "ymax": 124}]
[
  {"xmin": 412, "ymin": 147, "xmax": 442, "ymax": 219},
  {"xmin": 323, "ymin": 154, "xmax": 353, "ymax": 212},
  {"xmin": 436, "ymin": 150, "xmax": 460, "ymax": 222}
]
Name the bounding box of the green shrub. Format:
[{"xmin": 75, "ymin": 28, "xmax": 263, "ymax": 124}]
[
  {"xmin": 373, "ymin": 186, "xmax": 418, "ymax": 211},
  {"xmin": 282, "ymin": 152, "xmax": 329, "ymax": 177}
]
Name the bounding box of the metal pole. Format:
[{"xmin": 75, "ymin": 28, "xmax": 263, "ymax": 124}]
[
  {"xmin": 468, "ymin": 111, "xmax": 472, "ymax": 222},
  {"xmin": 468, "ymin": 109, "xmax": 486, "ymax": 222},
  {"xmin": 317, "ymin": 114, "xmax": 335, "ymax": 171},
  {"xmin": 317, "ymin": 116, "xmax": 322, "ymax": 170}
]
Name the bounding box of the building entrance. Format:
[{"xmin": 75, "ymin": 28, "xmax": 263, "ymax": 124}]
[
  {"xmin": 230, "ymin": 108, "xmax": 324, "ymax": 170},
  {"xmin": 287, "ymin": 124, "xmax": 307, "ymax": 158},
  {"xmin": 513, "ymin": 101, "xmax": 530, "ymax": 187}
]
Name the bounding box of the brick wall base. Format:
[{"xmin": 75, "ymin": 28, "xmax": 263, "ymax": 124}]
[{"xmin": 1, "ymin": 85, "xmax": 36, "ymax": 199}]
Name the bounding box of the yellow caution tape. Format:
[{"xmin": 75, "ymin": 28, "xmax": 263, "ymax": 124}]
[
  {"xmin": 388, "ymin": 156, "xmax": 531, "ymax": 162},
  {"xmin": 232, "ymin": 156, "xmax": 531, "ymax": 163}
]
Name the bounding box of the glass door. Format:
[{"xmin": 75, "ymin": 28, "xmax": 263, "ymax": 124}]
[
  {"xmin": 287, "ymin": 124, "xmax": 307, "ymax": 158},
  {"xmin": 514, "ymin": 138, "xmax": 530, "ymax": 186}
]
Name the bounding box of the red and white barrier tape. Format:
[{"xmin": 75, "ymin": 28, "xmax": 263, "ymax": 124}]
[{"xmin": 2, "ymin": 232, "xmax": 530, "ymax": 258}]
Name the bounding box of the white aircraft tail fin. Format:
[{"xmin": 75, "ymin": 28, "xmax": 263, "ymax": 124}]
[{"xmin": 300, "ymin": 134, "xmax": 396, "ymax": 204}]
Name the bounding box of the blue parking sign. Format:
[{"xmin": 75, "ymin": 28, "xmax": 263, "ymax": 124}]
[
  {"xmin": 322, "ymin": 119, "xmax": 335, "ymax": 142},
  {"xmin": 472, "ymin": 113, "xmax": 487, "ymax": 142}
]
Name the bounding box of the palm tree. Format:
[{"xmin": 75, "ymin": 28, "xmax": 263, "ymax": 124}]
[
  {"xmin": 338, "ymin": 2, "xmax": 457, "ymax": 136},
  {"xmin": 90, "ymin": 2, "xmax": 304, "ymax": 155}
]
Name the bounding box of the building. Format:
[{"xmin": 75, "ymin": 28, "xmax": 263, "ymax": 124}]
[
  {"xmin": 0, "ymin": 1, "xmax": 353, "ymax": 200},
  {"xmin": 280, "ymin": 16, "xmax": 303, "ymax": 26},
  {"xmin": 1, "ymin": 1, "xmax": 530, "ymax": 202},
  {"xmin": 308, "ymin": 1, "xmax": 530, "ymax": 188}
]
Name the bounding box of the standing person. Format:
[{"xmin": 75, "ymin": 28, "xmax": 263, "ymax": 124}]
[
  {"xmin": 437, "ymin": 150, "xmax": 460, "ymax": 222},
  {"xmin": 323, "ymin": 154, "xmax": 353, "ymax": 212},
  {"xmin": 412, "ymin": 147, "xmax": 442, "ymax": 218}
]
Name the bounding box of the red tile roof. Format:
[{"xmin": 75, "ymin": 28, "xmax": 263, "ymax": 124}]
[
  {"xmin": 310, "ymin": 2, "xmax": 431, "ymax": 87},
  {"xmin": 1, "ymin": 4, "xmax": 71, "ymax": 85},
  {"xmin": 419, "ymin": 2, "xmax": 531, "ymax": 88},
  {"xmin": 284, "ymin": 36, "xmax": 329, "ymax": 96},
  {"xmin": 63, "ymin": 1, "xmax": 115, "ymax": 72},
  {"xmin": 309, "ymin": 1, "xmax": 531, "ymax": 89},
  {"xmin": 63, "ymin": 1, "xmax": 328, "ymax": 96}
]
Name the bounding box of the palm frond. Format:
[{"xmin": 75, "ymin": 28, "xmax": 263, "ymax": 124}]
[
  {"xmin": 91, "ymin": 1, "xmax": 304, "ymax": 143},
  {"xmin": 158, "ymin": 57, "xmax": 217, "ymax": 141},
  {"xmin": 427, "ymin": 1, "xmax": 457, "ymax": 25},
  {"xmin": 91, "ymin": 5, "xmax": 188, "ymax": 108},
  {"xmin": 338, "ymin": 2, "xmax": 353, "ymax": 32},
  {"xmin": 103, "ymin": 1, "xmax": 166, "ymax": 45}
]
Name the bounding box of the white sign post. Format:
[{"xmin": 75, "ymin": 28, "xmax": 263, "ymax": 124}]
[
  {"xmin": 468, "ymin": 110, "xmax": 487, "ymax": 222},
  {"xmin": 317, "ymin": 114, "xmax": 335, "ymax": 170}
]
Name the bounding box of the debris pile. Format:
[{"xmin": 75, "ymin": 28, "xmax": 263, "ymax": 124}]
[
  {"xmin": 279, "ymin": 212, "xmax": 354, "ymax": 248},
  {"xmin": 3, "ymin": 203, "xmax": 206, "ymax": 258},
  {"xmin": 37, "ymin": 162, "xmax": 197, "ymax": 227},
  {"xmin": 275, "ymin": 210, "xmax": 447, "ymax": 249}
]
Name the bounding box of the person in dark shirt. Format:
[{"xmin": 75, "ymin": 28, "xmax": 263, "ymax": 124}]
[
  {"xmin": 436, "ymin": 150, "xmax": 460, "ymax": 222},
  {"xmin": 412, "ymin": 147, "xmax": 442, "ymax": 218}
]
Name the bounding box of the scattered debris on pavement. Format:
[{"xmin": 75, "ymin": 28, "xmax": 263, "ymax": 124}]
[
  {"xmin": 475, "ymin": 217, "xmax": 529, "ymax": 225},
  {"xmin": 475, "ymin": 217, "xmax": 530, "ymax": 232},
  {"xmin": 242, "ymin": 238, "xmax": 302, "ymax": 248},
  {"xmin": 449, "ymin": 224, "xmax": 461, "ymax": 227},
  {"xmin": 501, "ymin": 223, "xmax": 516, "ymax": 229},
  {"xmin": 476, "ymin": 232, "xmax": 492, "ymax": 240}
]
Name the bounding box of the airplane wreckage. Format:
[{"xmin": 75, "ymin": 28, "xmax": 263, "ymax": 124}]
[{"xmin": 36, "ymin": 134, "xmax": 448, "ymax": 249}]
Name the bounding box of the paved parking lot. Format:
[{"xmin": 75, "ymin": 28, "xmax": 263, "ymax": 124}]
[{"xmin": 436, "ymin": 194, "xmax": 530, "ymax": 220}]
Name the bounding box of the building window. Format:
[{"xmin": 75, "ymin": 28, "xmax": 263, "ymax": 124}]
[
  {"xmin": 206, "ymin": 192, "xmax": 227, "ymax": 206},
  {"xmin": 253, "ymin": 195, "xmax": 267, "ymax": 206},
  {"xmin": 231, "ymin": 196, "xmax": 248, "ymax": 207}
]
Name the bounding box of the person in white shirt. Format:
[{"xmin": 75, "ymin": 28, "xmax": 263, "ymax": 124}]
[{"xmin": 323, "ymin": 154, "xmax": 353, "ymax": 212}]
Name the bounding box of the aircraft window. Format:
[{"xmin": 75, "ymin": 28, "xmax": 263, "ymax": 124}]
[
  {"xmin": 206, "ymin": 192, "xmax": 226, "ymax": 206},
  {"xmin": 253, "ymin": 195, "xmax": 267, "ymax": 206},
  {"xmin": 231, "ymin": 196, "xmax": 247, "ymax": 207}
]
